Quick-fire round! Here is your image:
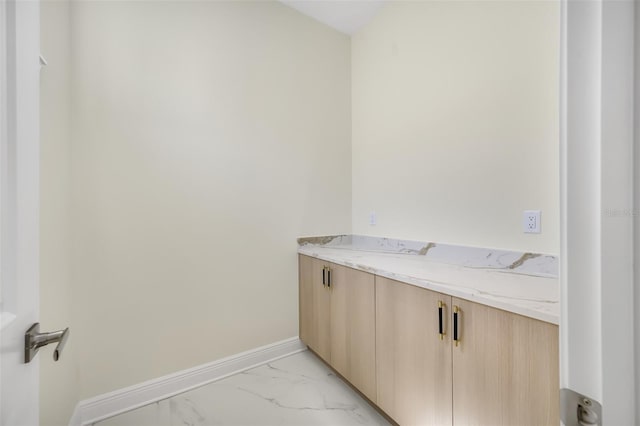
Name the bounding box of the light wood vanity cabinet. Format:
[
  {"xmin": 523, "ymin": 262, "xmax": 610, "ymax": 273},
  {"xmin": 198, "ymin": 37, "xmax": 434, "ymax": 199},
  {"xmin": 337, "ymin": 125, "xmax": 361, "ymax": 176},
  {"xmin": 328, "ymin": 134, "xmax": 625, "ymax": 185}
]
[
  {"xmin": 329, "ymin": 262, "xmax": 377, "ymax": 401},
  {"xmin": 298, "ymin": 255, "xmax": 377, "ymax": 402},
  {"xmin": 375, "ymin": 276, "xmax": 453, "ymax": 426},
  {"xmin": 451, "ymin": 297, "xmax": 559, "ymax": 426},
  {"xmin": 298, "ymin": 254, "xmax": 331, "ymax": 361},
  {"xmin": 299, "ymin": 256, "xmax": 559, "ymax": 426}
]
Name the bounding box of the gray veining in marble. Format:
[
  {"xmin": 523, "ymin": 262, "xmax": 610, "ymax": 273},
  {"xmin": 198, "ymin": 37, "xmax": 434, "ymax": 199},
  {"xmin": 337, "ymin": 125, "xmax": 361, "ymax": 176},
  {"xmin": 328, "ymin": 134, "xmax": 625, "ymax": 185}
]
[
  {"xmin": 297, "ymin": 235, "xmax": 352, "ymax": 247},
  {"xmin": 97, "ymin": 351, "xmax": 389, "ymax": 426},
  {"xmin": 298, "ymin": 235, "xmax": 558, "ymax": 278},
  {"xmin": 298, "ymin": 235, "xmax": 559, "ymax": 324}
]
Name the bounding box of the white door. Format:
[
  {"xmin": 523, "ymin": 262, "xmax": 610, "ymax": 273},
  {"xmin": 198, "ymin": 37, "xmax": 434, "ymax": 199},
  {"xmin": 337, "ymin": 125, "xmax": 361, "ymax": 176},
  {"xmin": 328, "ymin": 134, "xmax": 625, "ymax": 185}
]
[
  {"xmin": 0, "ymin": 0, "xmax": 41, "ymax": 424},
  {"xmin": 561, "ymin": 0, "xmax": 637, "ymax": 424}
]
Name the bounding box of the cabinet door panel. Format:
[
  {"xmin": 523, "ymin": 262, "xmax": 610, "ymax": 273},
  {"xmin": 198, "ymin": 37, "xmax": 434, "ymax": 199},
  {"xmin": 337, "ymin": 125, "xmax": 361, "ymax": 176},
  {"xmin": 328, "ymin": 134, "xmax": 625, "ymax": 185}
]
[
  {"xmin": 330, "ymin": 263, "xmax": 376, "ymax": 402},
  {"xmin": 376, "ymin": 277, "xmax": 453, "ymax": 426},
  {"xmin": 311, "ymin": 258, "xmax": 331, "ymax": 363},
  {"xmin": 452, "ymin": 298, "xmax": 559, "ymax": 426},
  {"xmin": 298, "ymin": 255, "xmax": 331, "ymax": 362},
  {"xmin": 298, "ymin": 255, "xmax": 315, "ymax": 348}
]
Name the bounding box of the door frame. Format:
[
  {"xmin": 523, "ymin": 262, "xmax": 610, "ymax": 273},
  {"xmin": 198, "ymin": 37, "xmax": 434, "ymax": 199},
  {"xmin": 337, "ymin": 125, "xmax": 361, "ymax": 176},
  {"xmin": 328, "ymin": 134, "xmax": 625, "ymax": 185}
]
[
  {"xmin": 635, "ymin": 2, "xmax": 640, "ymax": 419},
  {"xmin": 0, "ymin": 0, "xmax": 41, "ymax": 424},
  {"xmin": 560, "ymin": 0, "xmax": 637, "ymax": 423}
]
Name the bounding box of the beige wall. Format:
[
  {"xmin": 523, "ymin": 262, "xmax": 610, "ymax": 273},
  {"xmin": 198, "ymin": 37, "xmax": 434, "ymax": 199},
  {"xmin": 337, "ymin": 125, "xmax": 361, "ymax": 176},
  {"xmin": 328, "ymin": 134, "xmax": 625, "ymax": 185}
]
[
  {"xmin": 351, "ymin": 1, "xmax": 560, "ymax": 254},
  {"xmin": 40, "ymin": 1, "xmax": 78, "ymax": 424},
  {"xmin": 68, "ymin": 1, "xmax": 351, "ymax": 398}
]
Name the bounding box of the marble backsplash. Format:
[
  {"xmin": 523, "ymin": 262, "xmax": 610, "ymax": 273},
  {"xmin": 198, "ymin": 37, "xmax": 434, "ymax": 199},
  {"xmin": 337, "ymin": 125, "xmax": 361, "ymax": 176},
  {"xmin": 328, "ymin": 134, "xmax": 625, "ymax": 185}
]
[{"xmin": 297, "ymin": 234, "xmax": 558, "ymax": 279}]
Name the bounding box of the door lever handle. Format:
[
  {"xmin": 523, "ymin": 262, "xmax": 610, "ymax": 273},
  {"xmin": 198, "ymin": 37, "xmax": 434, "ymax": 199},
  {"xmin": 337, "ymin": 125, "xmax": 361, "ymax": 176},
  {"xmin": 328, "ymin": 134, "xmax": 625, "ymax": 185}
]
[{"xmin": 25, "ymin": 323, "xmax": 70, "ymax": 363}]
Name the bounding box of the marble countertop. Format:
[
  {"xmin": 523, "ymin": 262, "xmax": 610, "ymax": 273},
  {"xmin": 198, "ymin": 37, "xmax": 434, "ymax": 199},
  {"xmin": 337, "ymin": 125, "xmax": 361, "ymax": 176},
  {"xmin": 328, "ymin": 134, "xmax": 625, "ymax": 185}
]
[{"xmin": 298, "ymin": 235, "xmax": 559, "ymax": 325}]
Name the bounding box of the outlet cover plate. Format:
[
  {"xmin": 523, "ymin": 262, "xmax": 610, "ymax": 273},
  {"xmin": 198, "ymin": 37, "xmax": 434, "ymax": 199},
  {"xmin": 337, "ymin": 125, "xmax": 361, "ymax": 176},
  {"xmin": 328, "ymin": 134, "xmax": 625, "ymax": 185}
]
[{"xmin": 523, "ymin": 210, "xmax": 541, "ymax": 233}]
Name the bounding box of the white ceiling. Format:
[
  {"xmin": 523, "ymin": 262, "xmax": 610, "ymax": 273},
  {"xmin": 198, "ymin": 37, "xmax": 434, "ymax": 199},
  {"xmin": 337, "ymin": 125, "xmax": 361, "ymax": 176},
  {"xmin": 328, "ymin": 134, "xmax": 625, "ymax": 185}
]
[{"xmin": 279, "ymin": 0, "xmax": 387, "ymax": 35}]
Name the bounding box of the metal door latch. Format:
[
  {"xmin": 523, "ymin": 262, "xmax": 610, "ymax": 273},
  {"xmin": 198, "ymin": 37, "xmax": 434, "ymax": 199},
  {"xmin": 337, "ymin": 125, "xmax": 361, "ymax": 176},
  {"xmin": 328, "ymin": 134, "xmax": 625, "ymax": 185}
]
[
  {"xmin": 561, "ymin": 388, "xmax": 601, "ymax": 425},
  {"xmin": 24, "ymin": 323, "xmax": 70, "ymax": 363}
]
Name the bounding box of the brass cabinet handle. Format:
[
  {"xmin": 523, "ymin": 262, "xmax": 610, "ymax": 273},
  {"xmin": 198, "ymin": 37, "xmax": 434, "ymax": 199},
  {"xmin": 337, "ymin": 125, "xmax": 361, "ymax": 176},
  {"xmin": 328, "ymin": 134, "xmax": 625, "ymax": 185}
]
[
  {"xmin": 438, "ymin": 301, "xmax": 446, "ymax": 340},
  {"xmin": 453, "ymin": 305, "xmax": 460, "ymax": 346},
  {"xmin": 321, "ymin": 266, "xmax": 332, "ymax": 289}
]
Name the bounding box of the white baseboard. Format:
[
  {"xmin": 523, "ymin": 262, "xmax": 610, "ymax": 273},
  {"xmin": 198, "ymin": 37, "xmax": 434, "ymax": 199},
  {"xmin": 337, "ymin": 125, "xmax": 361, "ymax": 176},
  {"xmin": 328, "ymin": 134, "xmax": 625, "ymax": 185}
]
[
  {"xmin": 70, "ymin": 337, "xmax": 306, "ymax": 426},
  {"xmin": 68, "ymin": 406, "xmax": 82, "ymax": 426}
]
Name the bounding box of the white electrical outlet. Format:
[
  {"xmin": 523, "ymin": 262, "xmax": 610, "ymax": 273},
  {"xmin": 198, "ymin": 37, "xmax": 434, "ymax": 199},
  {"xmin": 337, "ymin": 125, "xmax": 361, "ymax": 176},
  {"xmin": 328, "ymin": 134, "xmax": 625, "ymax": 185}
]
[
  {"xmin": 369, "ymin": 211, "xmax": 377, "ymax": 226},
  {"xmin": 523, "ymin": 210, "xmax": 541, "ymax": 233}
]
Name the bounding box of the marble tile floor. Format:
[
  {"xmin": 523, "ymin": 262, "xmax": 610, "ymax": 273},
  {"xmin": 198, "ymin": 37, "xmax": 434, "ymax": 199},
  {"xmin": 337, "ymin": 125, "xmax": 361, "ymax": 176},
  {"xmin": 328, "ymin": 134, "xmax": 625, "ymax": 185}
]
[{"xmin": 96, "ymin": 350, "xmax": 390, "ymax": 426}]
